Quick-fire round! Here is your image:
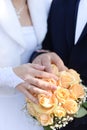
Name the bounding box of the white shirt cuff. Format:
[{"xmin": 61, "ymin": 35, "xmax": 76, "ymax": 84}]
[{"xmin": 0, "ymin": 67, "xmax": 24, "ymax": 88}]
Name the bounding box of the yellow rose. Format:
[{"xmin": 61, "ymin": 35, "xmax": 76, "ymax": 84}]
[
  {"xmin": 53, "ymin": 106, "xmax": 66, "ymax": 118},
  {"xmin": 54, "ymin": 87, "xmax": 70, "ymax": 103},
  {"xmin": 27, "ymin": 101, "xmax": 53, "ymax": 126},
  {"xmin": 57, "ymin": 69, "xmax": 80, "ymax": 88},
  {"xmin": 68, "ymin": 69, "xmax": 81, "ymax": 83},
  {"xmin": 37, "ymin": 114, "xmax": 53, "ymax": 126},
  {"xmin": 38, "ymin": 94, "xmax": 58, "ymax": 109},
  {"xmin": 29, "ymin": 101, "xmax": 55, "ymax": 114},
  {"xmin": 69, "ymin": 84, "xmax": 85, "ymax": 100},
  {"xmin": 62, "ymin": 99, "xmax": 78, "ymax": 114}
]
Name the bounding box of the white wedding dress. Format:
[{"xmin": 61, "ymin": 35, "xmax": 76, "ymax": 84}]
[
  {"xmin": 0, "ymin": 92, "xmax": 43, "ymax": 130},
  {"xmin": 0, "ymin": 26, "xmax": 43, "ymax": 130}
]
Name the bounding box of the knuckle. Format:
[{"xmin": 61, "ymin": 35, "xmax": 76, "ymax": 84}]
[
  {"xmin": 35, "ymin": 79, "xmax": 41, "ymax": 86},
  {"xmin": 32, "ymin": 87, "xmax": 38, "ymax": 93},
  {"xmin": 37, "ymin": 71, "xmax": 44, "ymax": 77},
  {"xmin": 23, "ymin": 75, "xmax": 29, "ymax": 80},
  {"xmin": 51, "ymin": 52, "xmax": 55, "ymax": 56}
]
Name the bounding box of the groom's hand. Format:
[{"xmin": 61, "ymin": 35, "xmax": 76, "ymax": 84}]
[{"xmin": 32, "ymin": 52, "xmax": 68, "ymax": 73}]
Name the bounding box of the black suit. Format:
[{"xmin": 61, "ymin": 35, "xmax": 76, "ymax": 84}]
[
  {"xmin": 42, "ymin": 0, "xmax": 87, "ymax": 129},
  {"xmin": 43, "ymin": 0, "xmax": 87, "ymax": 85}
]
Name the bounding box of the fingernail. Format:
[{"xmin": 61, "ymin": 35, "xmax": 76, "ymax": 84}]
[{"xmin": 52, "ymin": 86, "xmax": 57, "ymax": 90}]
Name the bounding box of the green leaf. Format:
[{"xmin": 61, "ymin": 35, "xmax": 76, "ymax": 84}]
[
  {"xmin": 75, "ymin": 106, "xmax": 87, "ymax": 118},
  {"xmin": 43, "ymin": 126, "xmax": 52, "ymax": 130},
  {"xmin": 82, "ymin": 101, "xmax": 87, "ymax": 109}
]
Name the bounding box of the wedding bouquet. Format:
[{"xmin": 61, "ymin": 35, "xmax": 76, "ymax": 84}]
[{"xmin": 26, "ymin": 64, "xmax": 87, "ymax": 130}]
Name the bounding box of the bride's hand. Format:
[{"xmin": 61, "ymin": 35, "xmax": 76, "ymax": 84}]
[{"xmin": 13, "ymin": 63, "xmax": 57, "ymax": 103}]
